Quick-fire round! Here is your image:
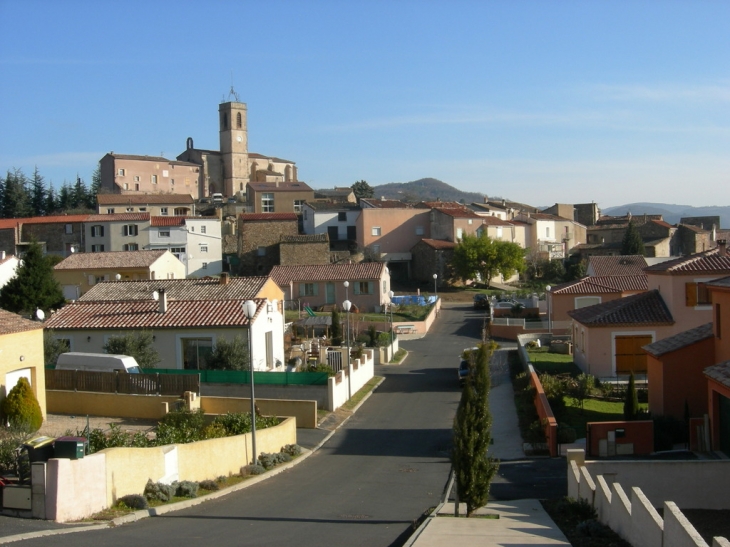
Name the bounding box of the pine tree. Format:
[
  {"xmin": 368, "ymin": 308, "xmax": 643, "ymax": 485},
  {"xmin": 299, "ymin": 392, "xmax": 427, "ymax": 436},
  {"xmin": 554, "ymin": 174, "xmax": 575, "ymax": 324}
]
[
  {"xmin": 452, "ymin": 344, "xmax": 499, "ymax": 517},
  {"xmin": 1, "ymin": 168, "xmax": 31, "ymax": 218},
  {"xmin": 87, "ymin": 165, "xmax": 102, "ymax": 210},
  {"xmin": 623, "ymin": 371, "xmax": 639, "ymax": 420},
  {"xmin": 29, "ymin": 166, "xmax": 47, "ymax": 216},
  {"xmin": 621, "ymin": 220, "xmax": 645, "ymax": 256},
  {"xmin": 331, "ymin": 306, "xmax": 342, "ymax": 346},
  {"xmin": 45, "ymin": 181, "xmax": 57, "ymax": 215},
  {"xmin": 0, "ymin": 240, "xmax": 65, "ymax": 314}
]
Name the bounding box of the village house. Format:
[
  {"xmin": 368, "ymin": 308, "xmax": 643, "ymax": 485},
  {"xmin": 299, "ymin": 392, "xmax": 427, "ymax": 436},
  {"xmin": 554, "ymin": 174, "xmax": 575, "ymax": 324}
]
[
  {"xmin": 237, "ymin": 213, "xmax": 299, "ymax": 276},
  {"xmin": 97, "ymin": 194, "xmax": 195, "ymax": 217},
  {"xmin": 0, "ymin": 215, "xmax": 89, "ymax": 258},
  {"xmin": 302, "ymin": 202, "xmax": 360, "ymax": 250},
  {"xmin": 245, "ymin": 181, "xmax": 314, "ymax": 215},
  {"xmin": 148, "ymin": 216, "xmax": 222, "ymax": 277}
]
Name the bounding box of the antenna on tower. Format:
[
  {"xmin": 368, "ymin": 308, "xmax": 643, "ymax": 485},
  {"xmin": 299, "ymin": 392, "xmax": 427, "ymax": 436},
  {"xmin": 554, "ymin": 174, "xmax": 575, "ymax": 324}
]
[{"xmin": 227, "ymin": 71, "xmax": 240, "ymax": 102}]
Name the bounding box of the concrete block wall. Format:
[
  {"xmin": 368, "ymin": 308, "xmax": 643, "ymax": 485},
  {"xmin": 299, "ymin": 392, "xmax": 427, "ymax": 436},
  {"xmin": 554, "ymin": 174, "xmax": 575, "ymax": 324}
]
[
  {"xmin": 567, "ymin": 450, "xmax": 724, "ymax": 547},
  {"xmin": 327, "ymin": 349, "xmax": 374, "ymax": 411}
]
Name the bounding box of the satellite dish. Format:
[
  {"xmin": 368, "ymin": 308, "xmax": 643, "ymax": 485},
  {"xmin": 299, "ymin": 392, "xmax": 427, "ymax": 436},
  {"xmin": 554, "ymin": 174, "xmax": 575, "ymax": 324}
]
[
  {"xmin": 152, "ymin": 291, "xmax": 159, "ymax": 301},
  {"xmin": 36, "ymin": 309, "xmax": 45, "ymax": 321},
  {"xmin": 115, "ymin": 274, "xmax": 122, "ymax": 281}
]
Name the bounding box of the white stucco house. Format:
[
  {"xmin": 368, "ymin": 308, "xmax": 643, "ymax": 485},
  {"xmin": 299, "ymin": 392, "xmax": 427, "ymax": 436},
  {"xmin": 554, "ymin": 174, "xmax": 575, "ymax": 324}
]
[
  {"xmin": 0, "ymin": 252, "xmax": 20, "ymax": 289},
  {"xmin": 44, "ymin": 275, "xmax": 285, "ymax": 371},
  {"xmin": 148, "ymin": 216, "xmax": 223, "ymax": 277},
  {"xmin": 302, "ymin": 202, "xmax": 361, "ymax": 245}
]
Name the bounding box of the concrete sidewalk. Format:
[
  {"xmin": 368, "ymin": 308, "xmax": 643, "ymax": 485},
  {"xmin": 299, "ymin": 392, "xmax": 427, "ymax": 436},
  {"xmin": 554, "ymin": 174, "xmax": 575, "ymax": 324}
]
[
  {"xmin": 409, "ymin": 499, "xmax": 570, "ymax": 546},
  {"xmin": 488, "ymin": 348, "xmax": 525, "ymax": 461}
]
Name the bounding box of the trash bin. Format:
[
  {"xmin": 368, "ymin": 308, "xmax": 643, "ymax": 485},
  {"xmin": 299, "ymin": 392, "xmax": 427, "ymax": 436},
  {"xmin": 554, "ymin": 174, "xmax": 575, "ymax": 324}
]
[
  {"xmin": 53, "ymin": 436, "xmax": 88, "ymax": 460},
  {"xmin": 22, "ymin": 436, "xmax": 56, "ymax": 462}
]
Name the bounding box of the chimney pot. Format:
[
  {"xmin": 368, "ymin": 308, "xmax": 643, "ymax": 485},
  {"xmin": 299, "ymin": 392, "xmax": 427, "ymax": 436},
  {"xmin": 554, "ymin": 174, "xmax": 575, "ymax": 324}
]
[
  {"xmin": 220, "ymin": 272, "xmax": 229, "ymax": 285},
  {"xmin": 158, "ymin": 288, "xmax": 167, "ymax": 313},
  {"xmin": 718, "ymin": 239, "xmax": 727, "ymax": 257}
]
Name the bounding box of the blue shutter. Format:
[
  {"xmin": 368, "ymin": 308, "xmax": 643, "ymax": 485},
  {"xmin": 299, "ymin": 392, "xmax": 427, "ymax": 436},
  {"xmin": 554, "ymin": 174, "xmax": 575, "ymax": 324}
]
[
  {"xmin": 368, "ymin": 282, "xmax": 374, "ymax": 295},
  {"xmin": 354, "ymin": 283, "xmax": 361, "ymax": 295},
  {"xmin": 298, "ymin": 284, "xmax": 305, "ymax": 297},
  {"xmin": 313, "ymin": 284, "xmax": 319, "ymax": 296}
]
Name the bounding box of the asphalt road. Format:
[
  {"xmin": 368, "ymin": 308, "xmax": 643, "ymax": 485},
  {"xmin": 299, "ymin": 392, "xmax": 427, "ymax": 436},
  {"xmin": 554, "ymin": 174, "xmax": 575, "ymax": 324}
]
[{"xmin": 10, "ymin": 303, "xmax": 565, "ymax": 546}]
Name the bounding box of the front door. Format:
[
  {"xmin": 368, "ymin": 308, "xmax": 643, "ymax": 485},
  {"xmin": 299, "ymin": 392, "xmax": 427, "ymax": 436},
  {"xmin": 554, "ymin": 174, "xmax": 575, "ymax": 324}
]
[
  {"xmin": 347, "ymin": 225, "xmax": 357, "ymax": 241},
  {"xmin": 326, "ymin": 282, "xmax": 335, "ymax": 305},
  {"xmin": 327, "ymin": 226, "xmax": 339, "ymax": 242},
  {"xmin": 614, "ymin": 335, "xmax": 652, "ymax": 375}
]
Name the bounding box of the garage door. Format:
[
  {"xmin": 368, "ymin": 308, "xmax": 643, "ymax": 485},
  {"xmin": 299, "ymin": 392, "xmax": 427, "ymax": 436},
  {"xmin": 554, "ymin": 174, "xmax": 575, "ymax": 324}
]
[
  {"xmin": 615, "ymin": 335, "xmax": 652, "ymax": 375},
  {"xmin": 4, "ymin": 367, "xmax": 31, "ymax": 396}
]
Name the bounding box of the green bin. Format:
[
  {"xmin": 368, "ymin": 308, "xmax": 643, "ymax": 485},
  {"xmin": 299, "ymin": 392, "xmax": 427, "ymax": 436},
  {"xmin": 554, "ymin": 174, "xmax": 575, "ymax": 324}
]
[{"xmin": 54, "ymin": 436, "xmax": 87, "ymax": 460}]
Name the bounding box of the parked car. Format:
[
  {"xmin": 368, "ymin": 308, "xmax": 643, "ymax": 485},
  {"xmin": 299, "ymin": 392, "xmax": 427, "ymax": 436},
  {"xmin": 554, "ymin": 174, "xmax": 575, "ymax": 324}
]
[
  {"xmin": 493, "ymin": 300, "xmax": 519, "ymax": 309},
  {"xmin": 473, "ymin": 293, "xmax": 490, "ymax": 310}
]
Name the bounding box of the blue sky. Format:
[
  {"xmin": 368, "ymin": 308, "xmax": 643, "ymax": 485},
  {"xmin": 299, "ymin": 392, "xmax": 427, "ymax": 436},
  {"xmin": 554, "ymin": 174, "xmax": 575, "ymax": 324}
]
[{"xmin": 1, "ymin": 1, "xmax": 728, "ymax": 209}]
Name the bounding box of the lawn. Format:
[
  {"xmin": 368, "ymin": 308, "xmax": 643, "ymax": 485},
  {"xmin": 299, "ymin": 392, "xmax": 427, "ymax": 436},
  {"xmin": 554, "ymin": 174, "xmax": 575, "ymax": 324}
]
[
  {"xmin": 286, "ymin": 305, "xmax": 433, "ymax": 324},
  {"xmin": 527, "ymin": 348, "xmax": 581, "ymax": 376},
  {"xmin": 560, "ymin": 397, "xmax": 648, "ymax": 437}
]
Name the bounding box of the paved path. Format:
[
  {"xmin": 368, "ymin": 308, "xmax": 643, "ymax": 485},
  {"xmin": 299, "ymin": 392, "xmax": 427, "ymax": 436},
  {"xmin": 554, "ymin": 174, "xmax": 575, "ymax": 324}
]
[{"xmin": 488, "ymin": 348, "xmax": 525, "ymax": 461}]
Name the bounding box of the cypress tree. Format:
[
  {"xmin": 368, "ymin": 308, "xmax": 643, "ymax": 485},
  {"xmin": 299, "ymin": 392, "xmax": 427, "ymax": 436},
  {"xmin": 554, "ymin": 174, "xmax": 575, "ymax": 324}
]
[
  {"xmin": 623, "ymin": 371, "xmax": 639, "ymax": 420},
  {"xmin": 2, "ymin": 377, "xmax": 43, "ymax": 432},
  {"xmin": 331, "ymin": 306, "xmax": 342, "ymax": 346},
  {"xmin": 452, "ymin": 344, "xmax": 499, "ymax": 517},
  {"xmin": 621, "ymin": 220, "xmax": 645, "ymax": 256}
]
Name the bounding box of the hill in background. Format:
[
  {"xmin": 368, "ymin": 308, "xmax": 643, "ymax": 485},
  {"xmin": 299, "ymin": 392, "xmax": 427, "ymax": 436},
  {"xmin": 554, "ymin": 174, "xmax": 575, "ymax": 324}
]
[
  {"xmin": 602, "ymin": 203, "xmax": 730, "ymax": 228},
  {"xmin": 371, "ymin": 178, "xmax": 487, "ymax": 204}
]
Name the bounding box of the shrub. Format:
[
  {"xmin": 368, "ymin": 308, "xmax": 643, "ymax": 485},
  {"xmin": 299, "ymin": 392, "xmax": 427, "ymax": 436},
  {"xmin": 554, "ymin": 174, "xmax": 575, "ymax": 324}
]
[
  {"xmin": 281, "ymin": 444, "xmax": 302, "ymax": 457},
  {"xmin": 175, "ymin": 480, "xmax": 199, "ymax": 498},
  {"xmin": 1, "ymin": 378, "xmax": 43, "ymax": 432},
  {"xmin": 202, "ymin": 422, "xmax": 228, "ymax": 439},
  {"xmin": 118, "ymin": 494, "xmax": 148, "ymax": 510},
  {"xmin": 368, "ymin": 324, "xmax": 377, "ymax": 347},
  {"xmin": 557, "ymin": 425, "xmax": 577, "ymax": 444},
  {"xmin": 198, "ymin": 479, "xmax": 219, "ymax": 492},
  {"xmin": 156, "ymin": 409, "xmax": 206, "ymax": 445},
  {"xmin": 144, "ymin": 479, "xmax": 176, "ymax": 503},
  {"xmin": 258, "ymin": 452, "xmax": 279, "ymax": 469},
  {"xmin": 575, "ymin": 519, "xmax": 612, "ymax": 538},
  {"xmin": 0, "ymin": 426, "xmax": 28, "ymax": 475},
  {"xmin": 241, "ymin": 464, "xmax": 265, "ymax": 476},
  {"xmin": 538, "ymin": 373, "xmax": 567, "ymax": 419}
]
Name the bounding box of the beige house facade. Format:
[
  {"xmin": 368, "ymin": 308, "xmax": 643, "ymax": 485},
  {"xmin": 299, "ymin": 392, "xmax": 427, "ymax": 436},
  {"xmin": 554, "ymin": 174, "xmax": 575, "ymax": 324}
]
[
  {"xmin": 84, "ymin": 213, "xmax": 150, "ymax": 253},
  {"xmin": 357, "ymin": 199, "xmax": 431, "ymax": 262},
  {"xmin": 100, "ymin": 154, "xmax": 202, "ymax": 198},
  {"xmin": 97, "ymin": 194, "xmax": 195, "ymax": 217},
  {"xmin": 245, "ymin": 181, "xmax": 314, "ymax": 215}
]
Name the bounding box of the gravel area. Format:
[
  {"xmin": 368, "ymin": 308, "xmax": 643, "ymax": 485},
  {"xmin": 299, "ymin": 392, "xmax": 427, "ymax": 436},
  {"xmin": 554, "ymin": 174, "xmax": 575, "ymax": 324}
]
[{"xmin": 38, "ymin": 414, "xmax": 158, "ymax": 438}]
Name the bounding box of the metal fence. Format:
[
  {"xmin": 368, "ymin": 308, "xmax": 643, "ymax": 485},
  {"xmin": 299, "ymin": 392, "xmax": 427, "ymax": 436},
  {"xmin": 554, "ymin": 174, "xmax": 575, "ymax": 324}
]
[
  {"xmin": 144, "ymin": 368, "xmax": 330, "ymax": 386},
  {"xmin": 46, "ymin": 369, "xmax": 200, "ymax": 396}
]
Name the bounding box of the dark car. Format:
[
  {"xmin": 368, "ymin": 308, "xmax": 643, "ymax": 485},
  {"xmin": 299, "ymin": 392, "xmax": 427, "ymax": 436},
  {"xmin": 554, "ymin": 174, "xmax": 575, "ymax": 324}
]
[
  {"xmin": 473, "ymin": 293, "xmax": 490, "ymax": 310},
  {"xmin": 458, "ymin": 359, "xmax": 470, "ymax": 387}
]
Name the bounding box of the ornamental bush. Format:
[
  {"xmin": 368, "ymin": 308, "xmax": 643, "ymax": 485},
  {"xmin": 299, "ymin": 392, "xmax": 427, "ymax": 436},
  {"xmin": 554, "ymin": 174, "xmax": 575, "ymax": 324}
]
[{"xmin": 1, "ymin": 378, "xmax": 42, "ymax": 432}]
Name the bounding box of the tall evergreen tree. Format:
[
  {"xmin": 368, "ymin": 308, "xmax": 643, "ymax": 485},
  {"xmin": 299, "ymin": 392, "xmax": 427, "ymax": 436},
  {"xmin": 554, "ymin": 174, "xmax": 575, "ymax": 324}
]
[
  {"xmin": 452, "ymin": 344, "xmax": 499, "ymax": 517},
  {"xmin": 1, "ymin": 168, "xmax": 31, "ymax": 218},
  {"xmin": 0, "ymin": 240, "xmax": 65, "ymax": 313},
  {"xmin": 29, "ymin": 167, "xmax": 47, "ymax": 216},
  {"xmin": 57, "ymin": 182, "xmax": 72, "ymax": 211},
  {"xmin": 331, "ymin": 306, "xmax": 342, "ymax": 346},
  {"xmin": 623, "ymin": 371, "xmax": 639, "ymax": 420},
  {"xmin": 87, "ymin": 165, "xmax": 102, "ymax": 209},
  {"xmin": 45, "ymin": 181, "xmax": 58, "ymax": 215},
  {"xmin": 621, "ymin": 220, "xmax": 645, "ymax": 256},
  {"xmin": 72, "ymin": 175, "xmax": 88, "ymax": 209},
  {"xmin": 351, "ymin": 180, "xmax": 374, "ymax": 201}
]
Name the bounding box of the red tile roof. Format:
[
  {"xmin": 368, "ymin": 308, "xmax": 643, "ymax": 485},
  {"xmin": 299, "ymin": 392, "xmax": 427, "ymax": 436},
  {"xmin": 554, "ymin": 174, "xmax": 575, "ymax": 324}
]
[
  {"xmin": 240, "ymin": 213, "xmax": 298, "ymax": 222},
  {"xmin": 360, "ymin": 199, "xmax": 411, "ymax": 209},
  {"xmin": 247, "ymin": 181, "xmax": 313, "ymax": 192},
  {"xmin": 643, "ymin": 323, "xmax": 713, "ymax": 357},
  {"xmin": 0, "ymin": 215, "xmax": 91, "ymax": 230},
  {"xmin": 567, "ymin": 290, "xmax": 674, "ymax": 327},
  {"xmin": 151, "ymin": 216, "xmax": 189, "ymax": 226},
  {"xmin": 97, "ymin": 194, "xmax": 194, "ymax": 205},
  {"xmin": 588, "ymin": 255, "xmax": 648, "ymax": 276},
  {"xmin": 0, "ymin": 309, "xmax": 43, "ymax": 335},
  {"xmin": 551, "ymin": 275, "xmax": 648, "ymax": 295},
  {"xmin": 644, "ymin": 248, "xmax": 730, "ymax": 275},
  {"xmin": 79, "ymin": 277, "xmax": 271, "ymax": 302},
  {"xmin": 86, "ymin": 213, "xmax": 150, "ymax": 222},
  {"xmin": 704, "ymin": 361, "xmax": 730, "ymax": 389},
  {"xmin": 270, "ymin": 263, "xmax": 386, "ymax": 286},
  {"xmin": 417, "ymin": 239, "xmax": 457, "ymax": 250},
  {"xmin": 45, "ymin": 299, "xmax": 263, "ymax": 330},
  {"xmin": 55, "ymin": 250, "xmax": 169, "ymax": 270}
]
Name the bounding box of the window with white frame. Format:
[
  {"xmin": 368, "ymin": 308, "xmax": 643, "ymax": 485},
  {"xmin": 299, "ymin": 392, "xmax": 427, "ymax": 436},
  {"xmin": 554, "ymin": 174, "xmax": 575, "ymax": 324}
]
[
  {"xmin": 170, "ymin": 179, "xmax": 175, "ymax": 186},
  {"xmin": 126, "ymin": 207, "xmax": 133, "ymax": 212},
  {"xmin": 371, "ymin": 226, "xmax": 381, "ymax": 236},
  {"xmin": 456, "ymin": 228, "xmax": 463, "ymax": 239},
  {"xmin": 122, "ymin": 224, "xmax": 138, "ymax": 236},
  {"xmin": 123, "ymin": 243, "xmax": 139, "ymax": 251},
  {"xmin": 200, "ymin": 245, "xmax": 208, "ymax": 253},
  {"xmin": 294, "ymin": 200, "xmax": 305, "ymax": 213},
  {"xmin": 151, "ymin": 175, "xmax": 158, "ymax": 184},
  {"xmin": 261, "ymin": 193, "xmax": 274, "ymax": 212},
  {"xmin": 91, "ymin": 225, "xmax": 104, "ymax": 237},
  {"xmin": 170, "ymin": 247, "xmax": 185, "ymax": 261},
  {"xmin": 299, "ymin": 283, "xmax": 318, "ymax": 297},
  {"xmin": 160, "ymin": 207, "xmax": 168, "ymax": 216},
  {"xmin": 159, "ymin": 229, "xmax": 170, "ymax": 238},
  {"xmin": 123, "ymin": 183, "xmax": 128, "ymax": 190},
  {"xmin": 201, "ymin": 225, "xmax": 206, "ymax": 234},
  {"xmin": 118, "ymin": 168, "xmax": 125, "ymax": 176},
  {"xmin": 107, "ymin": 208, "xmax": 115, "ymax": 214},
  {"xmin": 134, "ymin": 175, "xmax": 140, "ymax": 182},
  {"xmin": 496, "ymin": 226, "xmax": 503, "ymax": 239}
]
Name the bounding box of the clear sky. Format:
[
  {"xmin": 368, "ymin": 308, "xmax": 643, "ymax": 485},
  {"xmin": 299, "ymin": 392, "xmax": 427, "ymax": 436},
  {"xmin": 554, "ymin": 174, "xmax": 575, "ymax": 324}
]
[{"xmin": 1, "ymin": 0, "xmax": 728, "ymax": 209}]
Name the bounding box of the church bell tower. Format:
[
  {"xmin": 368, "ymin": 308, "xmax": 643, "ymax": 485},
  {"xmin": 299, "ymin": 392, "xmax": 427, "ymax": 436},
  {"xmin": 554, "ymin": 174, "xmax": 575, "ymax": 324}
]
[{"xmin": 219, "ymin": 100, "xmax": 249, "ymax": 196}]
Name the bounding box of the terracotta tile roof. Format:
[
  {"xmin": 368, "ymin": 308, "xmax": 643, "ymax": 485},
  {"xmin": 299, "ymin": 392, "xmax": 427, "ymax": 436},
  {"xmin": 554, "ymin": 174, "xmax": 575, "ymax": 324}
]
[
  {"xmin": 551, "ymin": 275, "xmax": 648, "ymax": 295},
  {"xmin": 704, "ymin": 361, "xmax": 730, "ymax": 389},
  {"xmin": 107, "ymin": 153, "xmax": 170, "ymax": 162},
  {"xmin": 86, "ymin": 213, "xmax": 151, "ymax": 222},
  {"xmin": 55, "ymin": 250, "xmax": 168, "ymax": 270},
  {"xmin": 79, "ymin": 276, "xmax": 270, "ymax": 302},
  {"xmin": 0, "ymin": 309, "xmax": 43, "ymax": 335},
  {"xmin": 247, "ymin": 181, "xmax": 313, "ymax": 192},
  {"xmin": 478, "ymin": 216, "xmax": 513, "ymax": 226},
  {"xmin": 280, "ymin": 234, "xmax": 328, "ymax": 243},
  {"xmin": 644, "ymin": 248, "xmax": 730, "ymax": 275},
  {"xmin": 529, "ymin": 212, "xmax": 566, "ymax": 221},
  {"xmin": 97, "ymin": 194, "xmax": 195, "ymax": 205},
  {"xmin": 360, "ymin": 199, "xmax": 411, "ymax": 209},
  {"xmin": 240, "ymin": 213, "xmax": 298, "ymax": 222},
  {"xmin": 248, "ymin": 152, "xmax": 295, "ymax": 163},
  {"xmin": 651, "ymin": 219, "xmax": 673, "ymax": 229},
  {"xmin": 45, "ymin": 299, "xmax": 263, "ymax": 330},
  {"xmin": 707, "ymin": 276, "xmax": 730, "ymax": 290},
  {"xmin": 270, "ymin": 263, "xmax": 386, "ymax": 286},
  {"xmin": 416, "ymin": 239, "xmax": 457, "ymax": 250},
  {"xmin": 0, "ymin": 215, "xmax": 91, "ymax": 230},
  {"xmin": 151, "ymin": 216, "xmax": 188, "ymax": 226},
  {"xmin": 643, "ymin": 323, "xmax": 714, "ymax": 357},
  {"xmin": 567, "ymin": 290, "xmax": 674, "ymax": 327},
  {"xmin": 431, "ymin": 207, "xmax": 482, "ymax": 219},
  {"xmin": 588, "ymin": 255, "xmax": 648, "ymax": 276}
]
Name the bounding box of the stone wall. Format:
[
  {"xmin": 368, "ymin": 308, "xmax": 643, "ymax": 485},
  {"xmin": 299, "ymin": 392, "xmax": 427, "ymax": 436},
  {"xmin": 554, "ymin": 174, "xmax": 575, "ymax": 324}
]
[
  {"xmin": 22, "ymin": 222, "xmax": 85, "ymax": 256},
  {"xmin": 238, "ymin": 219, "xmax": 297, "ymax": 275},
  {"xmin": 280, "ymin": 237, "xmax": 330, "ymax": 265}
]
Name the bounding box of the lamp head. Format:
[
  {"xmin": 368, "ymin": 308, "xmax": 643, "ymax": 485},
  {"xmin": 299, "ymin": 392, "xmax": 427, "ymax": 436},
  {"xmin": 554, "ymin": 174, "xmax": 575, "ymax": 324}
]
[
  {"xmin": 243, "ymin": 300, "xmax": 257, "ymax": 319},
  {"xmin": 343, "ymin": 299, "xmax": 352, "ymax": 312}
]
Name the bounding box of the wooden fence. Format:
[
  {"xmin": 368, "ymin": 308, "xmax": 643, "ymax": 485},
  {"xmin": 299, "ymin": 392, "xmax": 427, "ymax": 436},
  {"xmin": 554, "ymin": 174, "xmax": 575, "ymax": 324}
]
[{"xmin": 45, "ymin": 369, "xmax": 200, "ymax": 396}]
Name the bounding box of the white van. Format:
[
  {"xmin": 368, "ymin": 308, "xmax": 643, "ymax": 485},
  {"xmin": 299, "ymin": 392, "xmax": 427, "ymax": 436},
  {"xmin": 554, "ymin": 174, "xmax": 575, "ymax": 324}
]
[
  {"xmin": 211, "ymin": 193, "xmax": 223, "ymax": 203},
  {"xmin": 55, "ymin": 353, "xmax": 142, "ymax": 374}
]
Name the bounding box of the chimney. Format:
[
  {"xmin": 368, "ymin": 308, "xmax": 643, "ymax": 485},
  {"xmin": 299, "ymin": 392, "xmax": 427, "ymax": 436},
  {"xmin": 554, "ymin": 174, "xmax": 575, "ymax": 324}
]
[
  {"xmin": 718, "ymin": 239, "xmax": 727, "ymax": 257},
  {"xmin": 158, "ymin": 288, "xmax": 167, "ymax": 313},
  {"xmin": 502, "ymin": 199, "xmax": 506, "ymax": 207},
  {"xmin": 220, "ymin": 272, "xmax": 230, "ymax": 285},
  {"xmin": 0, "ymin": 251, "xmax": 5, "ymax": 260}
]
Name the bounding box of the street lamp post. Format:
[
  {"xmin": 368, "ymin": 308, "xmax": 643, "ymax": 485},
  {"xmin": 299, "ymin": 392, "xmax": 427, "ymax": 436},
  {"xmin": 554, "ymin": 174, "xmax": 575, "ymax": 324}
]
[
  {"xmin": 243, "ymin": 300, "xmax": 258, "ymax": 465},
  {"xmin": 343, "ymin": 299, "xmax": 352, "ymax": 399},
  {"xmin": 344, "ymin": 280, "xmax": 349, "ymax": 301},
  {"xmin": 433, "ymin": 273, "xmax": 438, "ymax": 296},
  {"xmin": 388, "ymin": 290, "xmax": 395, "ymax": 348},
  {"xmin": 545, "ymin": 285, "xmax": 552, "ymax": 333}
]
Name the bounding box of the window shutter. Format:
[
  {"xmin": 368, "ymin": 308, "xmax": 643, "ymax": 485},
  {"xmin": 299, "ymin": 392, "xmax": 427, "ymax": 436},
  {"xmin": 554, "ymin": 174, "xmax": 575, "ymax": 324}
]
[
  {"xmin": 299, "ymin": 284, "xmax": 305, "ymax": 297},
  {"xmin": 313, "ymin": 284, "xmax": 319, "ymax": 296},
  {"xmin": 100, "ymin": 226, "xmax": 105, "ymax": 237},
  {"xmin": 686, "ymin": 282, "xmax": 697, "ymax": 306},
  {"xmin": 368, "ymin": 282, "xmax": 374, "ymax": 295},
  {"xmin": 354, "ymin": 283, "xmax": 361, "ymax": 295},
  {"xmin": 88, "ymin": 275, "xmax": 95, "ymax": 285}
]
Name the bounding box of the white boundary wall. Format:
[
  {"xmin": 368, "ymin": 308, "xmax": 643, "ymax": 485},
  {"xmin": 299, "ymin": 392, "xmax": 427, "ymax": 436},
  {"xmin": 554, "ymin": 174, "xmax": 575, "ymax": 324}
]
[
  {"xmin": 567, "ymin": 449, "xmax": 728, "ymax": 547},
  {"xmin": 327, "ymin": 349, "xmax": 374, "ymax": 411}
]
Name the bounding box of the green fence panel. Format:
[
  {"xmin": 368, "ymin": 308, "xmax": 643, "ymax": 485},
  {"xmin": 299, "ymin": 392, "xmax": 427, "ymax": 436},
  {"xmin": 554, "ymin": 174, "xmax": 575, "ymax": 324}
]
[{"xmin": 141, "ymin": 369, "xmax": 329, "ymax": 386}]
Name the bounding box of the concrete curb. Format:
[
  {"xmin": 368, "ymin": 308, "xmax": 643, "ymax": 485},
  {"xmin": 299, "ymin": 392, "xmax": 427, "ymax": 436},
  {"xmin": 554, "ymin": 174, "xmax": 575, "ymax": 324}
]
[
  {"xmin": 0, "ymin": 376, "xmax": 386, "ymax": 543},
  {"xmin": 385, "ymin": 350, "xmax": 410, "ymax": 366}
]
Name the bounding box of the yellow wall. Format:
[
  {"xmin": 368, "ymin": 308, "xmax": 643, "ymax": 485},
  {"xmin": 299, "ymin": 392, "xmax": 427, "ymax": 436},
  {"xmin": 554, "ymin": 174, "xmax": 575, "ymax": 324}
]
[
  {"xmin": 201, "ymin": 396, "xmax": 316, "ymax": 428},
  {"xmin": 100, "ymin": 417, "xmax": 296, "ymax": 504},
  {"xmin": 0, "ymin": 328, "xmax": 46, "ymax": 419},
  {"xmin": 47, "ymin": 390, "xmax": 180, "ymax": 419},
  {"xmin": 256, "ymin": 277, "xmax": 285, "ymax": 302}
]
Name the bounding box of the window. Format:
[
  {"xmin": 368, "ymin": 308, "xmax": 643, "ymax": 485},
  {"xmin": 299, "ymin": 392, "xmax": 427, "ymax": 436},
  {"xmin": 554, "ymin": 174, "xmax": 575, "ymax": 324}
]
[
  {"xmin": 496, "ymin": 226, "xmax": 503, "ymax": 239},
  {"xmin": 717, "ymin": 304, "xmax": 722, "ymax": 340},
  {"xmin": 123, "ymin": 224, "xmax": 138, "ymax": 236},
  {"xmin": 123, "ymin": 183, "xmax": 128, "ymax": 190},
  {"xmin": 107, "ymin": 208, "xmax": 115, "ymax": 214},
  {"xmin": 371, "ymin": 227, "xmax": 381, "ymax": 236},
  {"xmin": 575, "ymin": 296, "xmax": 601, "ymax": 308},
  {"xmin": 160, "ymin": 207, "xmax": 168, "ymax": 216},
  {"xmin": 170, "ymin": 179, "xmax": 175, "ymax": 186},
  {"xmin": 91, "ymin": 225, "xmax": 104, "ymax": 237},
  {"xmin": 134, "ymin": 175, "xmax": 140, "ymax": 182},
  {"xmin": 190, "ymin": 226, "xmax": 195, "ymax": 232},
  {"xmin": 201, "ymin": 226, "xmax": 206, "ymax": 234},
  {"xmin": 200, "ymin": 245, "xmax": 208, "ymax": 253},
  {"xmin": 181, "ymin": 337, "xmax": 213, "ymax": 370},
  {"xmin": 236, "ymin": 112, "xmax": 242, "ymax": 129},
  {"xmin": 170, "ymin": 247, "xmax": 185, "ymax": 261},
  {"xmin": 261, "ymin": 193, "xmax": 274, "ymax": 212},
  {"xmin": 257, "ymin": 246, "xmax": 266, "ymax": 256},
  {"xmin": 174, "ymin": 207, "xmax": 187, "ymax": 216},
  {"xmin": 415, "ymin": 225, "xmax": 424, "ymax": 235},
  {"xmin": 294, "ymin": 200, "xmax": 305, "ymax": 213},
  {"xmin": 118, "ymin": 168, "xmax": 125, "ymax": 176},
  {"xmin": 163, "ymin": 170, "xmax": 169, "ymax": 178},
  {"xmin": 371, "ymin": 244, "xmax": 380, "ymax": 255},
  {"xmin": 126, "ymin": 207, "xmax": 133, "ymax": 212},
  {"xmin": 135, "ymin": 183, "xmax": 140, "ymax": 191},
  {"xmin": 686, "ymin": 282, "xmax": 712, "ymax": 306},
  {"xmin": 65, "ymin": 224, "xmax": 72, "ymax": 234},
  {"xmin": 456, "ymin": 228, "xmax": 463, "ymax": 240},
  {"xmin": 91, "ymin": 244, "xmax": 105, "ymax": 252},
  {"xmin": 546, "ymin": 227, "xmax": 550, "ymax": 238},
  {"xmin": 299, "ymin": 283, "xmax": 318, "ymax": 297},
  {"xmin": 202, "ymin": 262, "xmax": 208, "ymax": 270},
  {"xmin": 151, "ymin": 175, "xmax": 158, "ymax": 184},
  {"xmin": 354, "ymin": 281, "xmax": 374, "ymax": 295},
  {"xmin": 138, "ymin": 207, "xmax": 146, "ymax": 212},
  {"xmin": 338, "ymin": 212, "xmax": 347, "ymax": 222},
  {"xmin": 123, "ymin": 243, "xmax": 138, "ymax": 251},
  {"xmin": 468, "ymin": 219, "xmax": 473, "ymax": 225},
  {"xmin": 159, "ymin": 230, "xmax": 170, "ymax": 238}
]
